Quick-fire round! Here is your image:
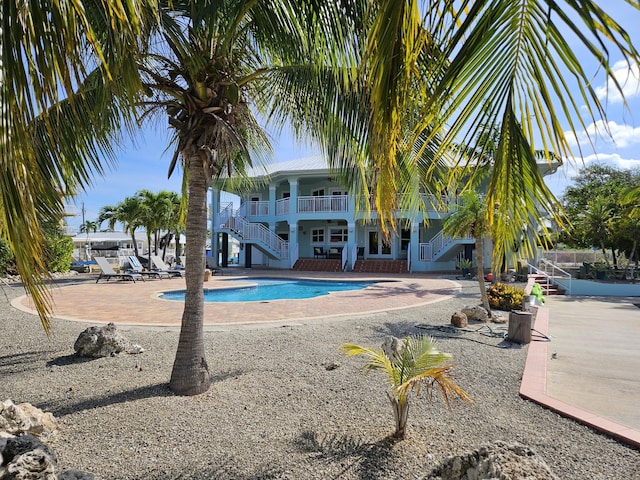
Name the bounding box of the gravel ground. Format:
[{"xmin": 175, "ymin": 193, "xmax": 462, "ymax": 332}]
[{"xmin": 1, "ymin": 278, "xmax": 638, "ymax": 479}]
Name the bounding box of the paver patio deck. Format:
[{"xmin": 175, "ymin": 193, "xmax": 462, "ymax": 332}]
[{"xmin": 12, "ymin": 272, "xmax": 460, "ymax": 329}]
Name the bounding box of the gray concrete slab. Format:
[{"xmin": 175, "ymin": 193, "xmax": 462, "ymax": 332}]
[{"xmin": 545, "ymin": 296, "xmax": 640, "ymax": 431}]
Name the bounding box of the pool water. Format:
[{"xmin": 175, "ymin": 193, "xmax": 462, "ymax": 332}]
[{"xmin": 160, "ymin": 277, "xmax": 376, "ymax": 303}]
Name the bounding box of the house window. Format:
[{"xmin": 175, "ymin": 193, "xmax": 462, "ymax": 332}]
[
  {"xmin": 311, "ymin": 229, "xmax": 325, "ymax": 243},
  {"xmin": 401, "ymin": 228, "xmax": 410, "ymax": 251},
  {"xmin": 312, "ymin": 188, "xmax": 325, "ymax": 196},
  {"xmin": 329, "ymin": 227, "xmax": 348, "ymax": 243}
]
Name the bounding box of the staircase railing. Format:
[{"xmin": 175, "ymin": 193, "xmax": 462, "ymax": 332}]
[
  {"xmin": 419, "ymin": 229, "xmax": 471, "ymax": 261},
  {"xmin": 218, "ymin": 204, "xmax": 288, "ymax": 259},
  {"xmin": 526, "ymin": 259, "xmax": 572, "ymax": 295}
]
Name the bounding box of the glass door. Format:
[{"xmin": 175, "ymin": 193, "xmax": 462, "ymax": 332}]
[{"xmin": 367, "ymin": 230, "xmax": 392, "ymax": 258}]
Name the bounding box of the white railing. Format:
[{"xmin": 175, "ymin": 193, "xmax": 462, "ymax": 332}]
[
  {"xmin": 276, "ymin": 197, "xmax": 290, "ymax": 215},
  {"xmin": 407, "ymin": 244, "xmax": 411, "ymax": 272},
  {"xmin": 298, "ymin": 195, "xmax": 348, "ymax": 213},
  {"xmin": 245, "ymin": 201, "xmax": 269, "ymax": 217},
  {"xmin": 418, "ymin": 229, "xmax": 472, "ymax": 262},
  {"xmin": 535, "ymin": 259, "xmax": 572, "ymax": 294},
  {"xmin": 419, "ymin": 243, "xmax": 433, "ymax": 261},
  {"xmin": 222, "ymin": 209, "xmax": 288, "ymax": 259}
]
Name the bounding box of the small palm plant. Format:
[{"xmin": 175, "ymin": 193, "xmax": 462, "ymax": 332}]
[{"xmin": 341, "ymin": 336, "xmax": 471, "ymax": 440}]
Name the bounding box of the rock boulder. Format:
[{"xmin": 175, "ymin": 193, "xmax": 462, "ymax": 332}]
[
  {"xmin": 451, "ymin": 312, "xmax": 468, "ymax": 328},
  {"xmin": 427, "ymin": 441, "xmax": 558, "ymax": 480},
  {"xmin": 0, "ymin": 400, "xmax": 59, "ymax": 442},
  {"xmin": 461, "ymin": 305, "xmax": 490, "ymax": 322},
  {"xmin": 73, "ymin": 323, "xmax": 129, "ymax": 358},
  {"xmin": 1, "ymin": 434, "xmax": 57, "ymax": 480}
]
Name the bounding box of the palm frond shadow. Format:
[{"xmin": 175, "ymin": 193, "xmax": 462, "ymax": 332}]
[
  {"xmin": 370, "ymin": 321, "xmax": 422, "ymax": 339},
  {"xmin": 211, "ymin": 368, "xmax": 247, "ymax": 383},
  {"xmin": 131, "ymin": 460, "xmax": 282, "ymax": 480},
  {"xmin": 295, "ymin": 430, "xmax": 395, "ymax": 480}
]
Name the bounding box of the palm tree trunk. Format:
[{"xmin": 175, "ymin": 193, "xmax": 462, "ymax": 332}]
[
  {"xmin": 169, "ymin": 153, "xmax": 211, "ymax": 396},
  {"xmin": 388, "ymin": 393, "xmax": 409, "ymax": 440},
  {"xmin": 475, "ymin": 235, "xmax": 491, "ymax": 316}
]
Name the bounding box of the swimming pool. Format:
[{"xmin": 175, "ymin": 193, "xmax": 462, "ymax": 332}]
[{"xmin": 160, "ymin": 277, "xmax": 377, "ymax": 303}]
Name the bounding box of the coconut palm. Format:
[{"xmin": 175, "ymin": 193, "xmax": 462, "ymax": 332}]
[
  {"xmin": 341, "ymin": 336, "xmax": 471, "ymax": 440},
  {"xmin": 98, "ymin": 197, "xmax": 145, "ymax": 258},
  {"xmin": 137, "ymin": 1, "xmax": 359, "ymax": 395},
  {"xmin": 444, "ymin": 191, "xmax": 492, "ymax": 315}
]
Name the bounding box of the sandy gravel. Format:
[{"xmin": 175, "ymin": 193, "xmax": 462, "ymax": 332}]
[{"xmin": 1, "ymin": 278, "xmax": 638, "ymax": 479}]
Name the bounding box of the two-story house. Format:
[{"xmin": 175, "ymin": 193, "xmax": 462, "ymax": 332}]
[{"xmin": 210, "ymin": 155, "xmax": 559, "ymax": 273}]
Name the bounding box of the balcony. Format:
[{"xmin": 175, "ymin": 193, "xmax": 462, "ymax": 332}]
[{"xmin": 298, "ymin": 195, "xmax": 348, "ymax": 213}]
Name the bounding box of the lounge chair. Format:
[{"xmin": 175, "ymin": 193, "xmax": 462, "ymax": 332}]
[
  {"xmin": 205, "ymin": 257, "xmax": 224, "ymax": 275},
  {"xmin": 94, "ymin": 257, "xmax": 144, "ymax": 283},
  {"xmin": 128, "ymin": 256, "xmax": 171, "ymax": 280},
  {"xmin": 150, "ymin": 255, "xmax": 185, "ymax": 277}
]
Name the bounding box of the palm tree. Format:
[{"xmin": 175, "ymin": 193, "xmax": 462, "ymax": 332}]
[
  {"xmin": 577, "ymin": 197, "xmax": 614, "ymax": 266},
  {"xmin": 341, "ymin": 336, "xmax": 471, "ymax": 440},
  {"xmin": 444, "ymin": 191, "xmax": 492, "ymax": 315},
  {"xmin": 138, "ymin": 1, "xmax": 356, "ymax": 395},
  {"xmin": 136, "ymin": 190, "xmax": 173, "ymax": 261},
  {"xmin": 98, "ymin": 197, "xmax": 145, "ymax": 257},
  {"xmin": 79, "ymin": 221, "xmax": 98, "ymax": 235}
]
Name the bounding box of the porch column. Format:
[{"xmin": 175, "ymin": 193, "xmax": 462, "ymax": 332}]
[
  {"xmin": 210, "ymin": 188, "xmax": 221, "ymax": 267},
  {"xmin": 347, "ymin": 222, "xmax": 356, "ymax": 271},
  {"xmin": 289, "ymin": 222, "xmax": 298, "ymax": 268},
  {"xmin": 410, "ymin": 221, "xmax": 420, "ymax": 271},
  {"xmin": 289, "ymin": 180, "xmax": 298, "ymax": 213},
  {"xmin": 269, "ymin": 184, "xmax": 276, "ymax": 216}
]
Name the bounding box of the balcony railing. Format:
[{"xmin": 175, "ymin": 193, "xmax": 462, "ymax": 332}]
[
  {"xmin": 276, "ymin": 197, "xmax": 290, "ymax": 215},
  {"xmin": 298, "ymin": 195, "xmax": 348, "ymax": 213},
  {"xmin": 242, "ymin": 201, "xmax": 269, "ymax": 217}
]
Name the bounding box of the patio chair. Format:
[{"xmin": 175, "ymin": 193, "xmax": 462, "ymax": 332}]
[
  {"xmin": 313, "ymin": 246, "xmax": 326, "ymax": 259},
  {"xmin": 94, "ymin": 257, "xmax": 144, "ymax": 283},
  {"xmin": 128, "ymin": 255, "xmax": 171, "ymax": 280},
  {"xmin": 205, "ymin": 257, "xmax": 224, "ymax": 275},
  {"xmin": 150, "ymin": 255, "xmax": 185, "ymax": 277}
]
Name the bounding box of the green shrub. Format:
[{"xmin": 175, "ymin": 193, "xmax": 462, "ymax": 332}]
[
  {"xmin": 0, "ymin": 238, "xmax": 16, "ymax": 276},
  {"xmin": 487, "ymin": 282, "xmax": 526, "ymax": 311},
  {"xmin": 44, "ymin": 234, "xmax": 74, "ymax": 272}
]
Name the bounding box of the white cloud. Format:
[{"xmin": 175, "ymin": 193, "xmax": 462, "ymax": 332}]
[
  {"xmin": 565, "ymin": 120, "xmax": 640, "ymax": 149},
  {"xmin": 595, "ymin": 60, "xmax": 640, "ymax": 103},
  {"xmin": 545, "ymin": 153, "xmax": 640, "ymax": 196}
]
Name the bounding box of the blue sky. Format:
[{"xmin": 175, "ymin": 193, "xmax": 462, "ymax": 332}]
[{"xmin": 68, "ymin": 5, "xmax": 640, "ymax": 229}]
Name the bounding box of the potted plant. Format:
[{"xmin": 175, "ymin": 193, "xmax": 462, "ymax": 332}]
[
  {"xmin": 457, "ymin": 258, "xmax": 473, "ymax": 278},
  {"xmin": 593, "ymin": 263, "xmax": 608, "ymax": 280}
]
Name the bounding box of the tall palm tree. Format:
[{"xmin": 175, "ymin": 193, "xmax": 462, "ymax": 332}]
[
  {"xmin": 138, "ymin": 1, "xmax": 357, "ymax": 395},
  {"xmin": 137, "ymin": 190, "xmax": 173, "ymax": 260},
  {"xmin": 342, "ymin": 336, "xmax": 471, "ymax": 440},
  {"xmin": 444, "ymin": 191, "xmax": 492, "ymax": 315},
  {"xmin": 98, "ymin": 197, "xmax": 145, "ymax": 257}
]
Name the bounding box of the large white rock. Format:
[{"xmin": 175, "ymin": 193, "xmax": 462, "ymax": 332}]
[
  {"xmin": 0, "ymin": 400, "xmax": 59, "ymax": 441},
  {"xmin": 427, "ymin": 441, "xmax": 558, "ymax": 480}
]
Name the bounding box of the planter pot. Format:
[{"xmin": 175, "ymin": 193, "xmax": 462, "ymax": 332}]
[
  {"xmin": 204, "ymin": 269, "xmax": 211, "ymax": 282},
  {"xmin": 461, "ymin": 268, "xmax": 470, "ymax": 278}
]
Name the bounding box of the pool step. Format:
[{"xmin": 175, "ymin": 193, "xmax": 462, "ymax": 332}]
[{"xmin": 293, "ymin": 259, "xmax": 344, "ymax": 272}]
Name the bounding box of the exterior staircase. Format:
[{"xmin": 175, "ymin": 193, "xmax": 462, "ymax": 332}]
[{"xmin": 530, "ymin": 274, "xmax": 566, "ymax": 296}]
